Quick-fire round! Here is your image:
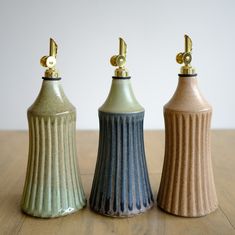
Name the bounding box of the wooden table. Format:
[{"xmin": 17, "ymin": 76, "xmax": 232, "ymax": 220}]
[{"xmin": 0, "ymin": 130, "xmax": 235, "ymax": 235}]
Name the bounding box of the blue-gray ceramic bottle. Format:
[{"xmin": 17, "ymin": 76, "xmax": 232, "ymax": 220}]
[
  {"xmin": 89, "ymin": 38, "xmax": 154, "ymax": 217},
  {"xmin": 21, "ymin": 39, "xmax": 86, "ymax": 218}
]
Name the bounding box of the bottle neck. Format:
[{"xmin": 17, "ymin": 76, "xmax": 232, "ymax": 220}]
[
  {"xmin": 164, "ymin": 75, "xmax": 212, "ymax": 112},
  {"xmin": 177, "ymin": 75, "xmax": 199, "ymax": 92},
  {"xmin": 99, "ymin": 77, "xmax": 144, "ymax": 113},
  {"xmin": 28, "ymin": 79, "xmax": 75, "ymax": 115}
]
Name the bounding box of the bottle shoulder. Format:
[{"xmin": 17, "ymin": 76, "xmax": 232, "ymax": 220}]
[
  {"xmin": 28, "ymin": 80, "xmax": 75, "ymax": 116},
  {"xmin": 99, "ymin": 79, "xmax": 144, "ymax": 113},
  {"xmin": 164, "ymin": 77, "xmax": 212, "ymax": 113}
]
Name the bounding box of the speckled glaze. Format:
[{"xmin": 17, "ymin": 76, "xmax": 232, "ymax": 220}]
[
  {"xmin": 21, "ymin": 79, "xmax": 86, "ymax": 218},
  {"xmin": 157, "ymin": 76, "xmax": 218, "ymax": 217},
  {"xmin": 90, "ymin": 78, "xmax": 154, "ymax": 217}
]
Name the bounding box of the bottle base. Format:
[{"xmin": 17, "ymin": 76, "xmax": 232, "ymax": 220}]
[
  {"xmin": 90, "ymin": 202, "xmax": 154, "ymax": 218},
  {"xmin": 157, "ymin": 203, "xmax": 218, "ymax": 218},
  {"xmin": 21, "ymin": 202, "xmax": 86, "ymax": 218}
]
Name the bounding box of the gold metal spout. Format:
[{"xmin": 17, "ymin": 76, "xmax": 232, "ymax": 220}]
[
  {"xmin": 40, "ymin": 38, "xmax": 59, "ymax": 78},
  {"xmin": 176, "ymin": 34, "xmax": 196, "ymax": 75},
  {"xmin": 110, "ymin": 37, "xmax": 129, "ymax": 77}
]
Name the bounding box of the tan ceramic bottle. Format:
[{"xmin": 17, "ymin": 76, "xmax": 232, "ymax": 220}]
[{"xmin": 157, "ymin": 35, "xmax": 218, "ymax": 217}]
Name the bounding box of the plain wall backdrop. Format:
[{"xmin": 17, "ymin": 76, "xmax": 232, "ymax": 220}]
[{"xmin": 0, "ymin": 0, "xmax": 234, "ymax": 130}]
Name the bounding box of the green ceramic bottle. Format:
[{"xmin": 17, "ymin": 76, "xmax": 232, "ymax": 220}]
[{"xmin": 21, "ymin": 38, "xmax": 86, "ymax": 218}]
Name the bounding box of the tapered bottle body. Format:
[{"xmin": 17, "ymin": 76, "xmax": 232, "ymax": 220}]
[
  {"xmin": 157, "ymin": 75, "xmax": 218, "ymax": 217},
  {"xmin": 89, "ymin": 78, "xmax": 154, "ymax": 217},
  {"xmin": 21, "ymin": 79, "xmax": 86, "ymax": 218}
]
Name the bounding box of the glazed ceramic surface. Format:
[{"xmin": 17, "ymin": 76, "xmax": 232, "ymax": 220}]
[
  {"xmin": 157, "ymin": 76, "xmax": 218, "ymax": 217},
  {"xmin": 21, "ymin": 80, "xmax": 86, "ymax": 218},
  {"xmin": 90, "ymin": 78, "xmax": 153, "ymax": 217},
  {"xmin": 90, "ymin": 111, "xmax": 154, "ymax": 217},
  {"xmin": 99, "ymin": 79, "xmax": 144, "ymax": 113}
]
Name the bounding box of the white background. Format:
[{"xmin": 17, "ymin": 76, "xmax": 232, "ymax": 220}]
[{"xmin": 0, "ymin": 0, "xmax": 234, "ymax": 130}]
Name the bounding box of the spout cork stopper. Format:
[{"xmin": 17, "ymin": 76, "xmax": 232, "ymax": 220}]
[
  {"xmin": 40, "ymin": 38, "xmax": 59, "ymax": 79},
  {"xmin": 176, "ymin": 35, "xmax": 196, "ymax": 75},
  {"xmin": 110, "ymin": 38, "xmax": 129, "ymax": 77}
]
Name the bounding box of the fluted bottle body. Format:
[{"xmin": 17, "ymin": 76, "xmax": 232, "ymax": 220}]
[
  {"xmin": 90, "ymin": 78, "xmax": 154, "ymax": 217},
  {"xmin": 21, "ymin": 80, "xmax": 86, "ymax": 218},
  {"xmin": 157, "ymin": 76, "xmax": 218, "ymax": 217}
]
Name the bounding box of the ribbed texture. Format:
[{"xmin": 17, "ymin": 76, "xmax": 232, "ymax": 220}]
[
  {"xmin": 157, "ymin": 111, "xmax": 218, "ymax": 217},
  {"xmin": 21, "ymin": 112, "xmax": 86, "ymax": 218},
  {"xmin": 90, "ymin": 111, "xmax": 154, "ymax": 217}
]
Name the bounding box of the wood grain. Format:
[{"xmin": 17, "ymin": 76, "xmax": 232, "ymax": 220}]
[{"xmin": 0, "ymin": 130, "xmax": 234, "ymax": 235}]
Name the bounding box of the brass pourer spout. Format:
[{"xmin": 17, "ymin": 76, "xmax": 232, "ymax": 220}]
[
  {"xmin": 176, "ymin": 35, "xmax": 196, "ymax": 75},
  {"xmin": 40, "ymin": 38, "xmax": 59, "ymax": 78},
  {"xmin": 110, "ymin": 37, "xmax": 129, "ymax": 77}
]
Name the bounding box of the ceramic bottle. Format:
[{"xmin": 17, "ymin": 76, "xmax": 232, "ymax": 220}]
[
  {"xmin": 89, "ymin": 38, "xmax": 154, "ymax": 217},
  {"xmin": 21, "ymin": 39, "xmax": 86, "ymax": 218},
  {"xmin": 157, "ymin": 35, "xmax": 218, "ymax": 217}
]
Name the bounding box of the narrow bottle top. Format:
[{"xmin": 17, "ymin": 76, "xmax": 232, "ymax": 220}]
[
  {"xmin": 110, "ymin": 38, "xmax": 129, "ymax": 78},
  {"xmin": 176, "ymin": 35, "xmax": 196, "ymax": 75},
  {"xmin": 164, "ymin": 76, "xmax": 211, "ymax": 112},
  {"xmin": 40, "ymin": 38, "xmax": 60, "ymax": 79}
]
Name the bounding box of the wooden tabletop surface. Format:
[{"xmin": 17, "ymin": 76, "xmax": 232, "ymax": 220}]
[{"xmin": 0, "ymin": 130, "xmax": 235, "ymax": 235}]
